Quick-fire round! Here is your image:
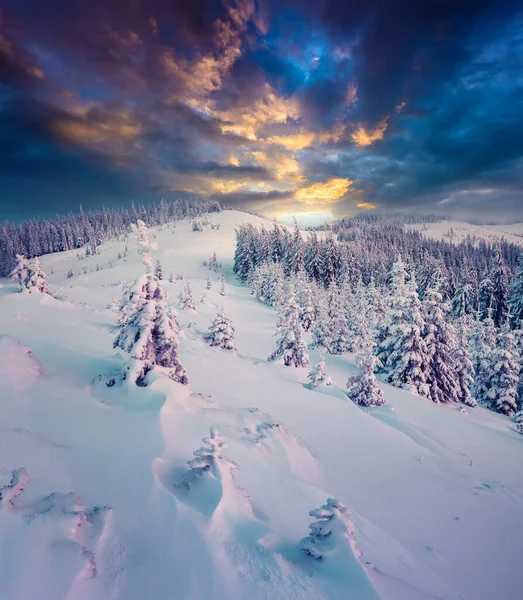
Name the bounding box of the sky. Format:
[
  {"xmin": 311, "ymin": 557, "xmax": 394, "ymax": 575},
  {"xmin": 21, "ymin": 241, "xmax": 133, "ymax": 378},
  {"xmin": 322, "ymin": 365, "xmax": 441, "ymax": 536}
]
[{"xmin": 1, "ymin": 0, "xmax": 523, "ymax": 223}]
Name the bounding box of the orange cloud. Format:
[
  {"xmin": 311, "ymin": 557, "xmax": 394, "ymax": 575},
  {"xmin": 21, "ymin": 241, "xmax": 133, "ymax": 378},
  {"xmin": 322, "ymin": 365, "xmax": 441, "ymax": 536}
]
[
  {"xmin": 295, "ymin": 178, "xmax": 353, "ymax": 204},
  {"xmin": 357, "ymin": 202, "xmax": 377, "ymax": 210},
  {"xmin": 266, "ymin": 130, "xmax": 315, "ymax": 150},
  {"xmin": 351, "ymin": 117, "xmax": 389, "ymax": 146}
]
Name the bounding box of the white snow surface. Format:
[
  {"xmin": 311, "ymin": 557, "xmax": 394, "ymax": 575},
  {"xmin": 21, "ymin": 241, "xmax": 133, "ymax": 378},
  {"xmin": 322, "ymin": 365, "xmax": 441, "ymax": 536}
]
[
  {"xmin": 406, "ymin": 220, "xmax": 523, "ymax": 246},
  {"xmin": 0, "ymin": 210, "xmax": 522, "ymax": 600}
]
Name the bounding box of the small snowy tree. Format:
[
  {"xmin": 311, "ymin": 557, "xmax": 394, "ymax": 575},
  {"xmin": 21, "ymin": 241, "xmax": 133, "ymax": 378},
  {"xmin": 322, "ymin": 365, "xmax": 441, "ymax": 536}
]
[
  {"xmin": 307, "ymin": 356, "xmax": 331, "ymax": 388},
  {"xmin": 11, "ymin": 255, "xmax": 33, "ymax": 291},
  {"xmin": 298, "ymin": 498, "xmax": 356, "ymax": 560},
  {"xmin": 219, "ymin": 275, "xmax": 226, "ymax": 297},
  {"xmin": 155, "ymin": 259, "xmax": 163, "ymax": 280},
  {"xmin": 205, "ymin": 309, "xmax": 235, "ymax": 350},
  {"xmin": 269, "ymin": 286, "xmax": 309, "ymax": 367},
  {"xmin": 187, "ymin": 428, "xmax": 229, "ymax": 478},
  {"xmin": 28, "ymin": 258, "xmax": 48, "ymax": 293},
  {"xmin": 179, "ymin": 281, "xmax": 196, "ymax": 310},
  {"xmin": 206, "ymin": 277, "xmax": 212, "ymax": 291}
]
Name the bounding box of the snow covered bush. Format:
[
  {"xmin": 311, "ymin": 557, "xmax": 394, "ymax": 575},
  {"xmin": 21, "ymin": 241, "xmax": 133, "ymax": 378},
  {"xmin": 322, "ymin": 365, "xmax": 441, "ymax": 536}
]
[
  {"xmin": 299, "ymin": 498, "xmax": 356, "ymax": 560},
  {"xmin": 307, "ymin": 356, "xmax": 331, "ymax": 388},
  {"xmin": 205, "ymin": 310, "xmax": 235, "ymax": 350}
]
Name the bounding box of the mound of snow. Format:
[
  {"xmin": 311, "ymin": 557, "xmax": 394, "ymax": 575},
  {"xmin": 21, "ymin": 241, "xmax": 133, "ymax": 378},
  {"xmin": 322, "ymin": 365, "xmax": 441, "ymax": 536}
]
[{"xmin": 0, "ymin": 336, "xmax": 42, "ymax": 392}]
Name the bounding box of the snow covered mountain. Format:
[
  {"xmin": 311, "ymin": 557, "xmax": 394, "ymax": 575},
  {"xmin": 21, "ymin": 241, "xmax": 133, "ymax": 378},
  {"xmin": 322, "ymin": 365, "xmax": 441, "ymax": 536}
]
[{"xmin": 1, "ymin": 210, "xmax": 522, "ymax": 600}]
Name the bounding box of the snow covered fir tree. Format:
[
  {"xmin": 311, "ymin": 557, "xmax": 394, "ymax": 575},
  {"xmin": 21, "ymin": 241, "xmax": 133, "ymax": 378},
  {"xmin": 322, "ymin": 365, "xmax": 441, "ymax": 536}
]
[
  {"xmin": 298, "ymin": 498, "xmax": 356, "ymax": 560},
  {"xmin": 307, "ymin": 355, "xmax": 331, "ymax": 388},
  {"xmin": 113, "ymin": 220, "xmax": 189, "ymax": 387},
  {"xmin": 205, "ymin": 310, "xmax": 235, "ymax": 350},
  {"xmin": 268, "ymin": 285, "xmax": 309, "ymax": 368}
]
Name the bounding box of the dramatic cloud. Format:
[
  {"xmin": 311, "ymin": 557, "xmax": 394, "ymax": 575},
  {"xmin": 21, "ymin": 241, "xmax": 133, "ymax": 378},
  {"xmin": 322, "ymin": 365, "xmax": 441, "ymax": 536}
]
[{"xmin": 1, "ymin": 0, "xmax": 522, "ymax": 221}]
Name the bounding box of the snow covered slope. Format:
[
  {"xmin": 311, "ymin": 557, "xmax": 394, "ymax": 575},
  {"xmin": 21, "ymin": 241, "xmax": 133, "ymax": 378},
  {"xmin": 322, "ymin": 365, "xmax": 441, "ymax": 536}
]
[
  {"xmin": 406, "ymin": 220, "xmax": 523, "ymax": 246},
  {"xmin": 1, "ymin": 210, "xmax": 522, "ymax": 600}
]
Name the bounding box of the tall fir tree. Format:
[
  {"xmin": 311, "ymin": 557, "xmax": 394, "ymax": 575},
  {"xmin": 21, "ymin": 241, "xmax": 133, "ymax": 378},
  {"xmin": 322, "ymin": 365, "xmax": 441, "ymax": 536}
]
[
  {"xmin": 509, "ymin": 253, "xmax": 523, "ymax": 329},
  {"xmin": 422, "ymin": 286, "xmax": 461, "ymax": 403},
  {"xmin": 268, "ymin": 285, "xmax": 309, "ymax": 367},
  {"xmin": 488, "ymin": 325, "xmax": 519, "ymax": 416}
]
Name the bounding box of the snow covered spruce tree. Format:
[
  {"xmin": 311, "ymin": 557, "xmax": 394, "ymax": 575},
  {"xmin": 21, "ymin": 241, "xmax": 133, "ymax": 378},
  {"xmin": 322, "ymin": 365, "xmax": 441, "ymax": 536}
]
[
  {"xmin": 510, "ymin": 253, "xmax": 523, "ymax": 329},
  {"xmin": 179, "ymin": 281, "xmax": 196, "ymax": 310},
  {"xmin": 298, "ymin": 498, "xmax": 356, "ymax": 560},
  {"xmin": 205, "ymin": 309, "xmax": 235, "ymax": 350},
  {"xmin": 490, "ymin": 245, "xmax": 510, "ymax": 327},
  {"xmin": 453, "ymin": 318, "xmax": 477, "ymax": 407},
  {"xmin": 422, "ymin": 286, "xmax": 461, "ymax": 404},
  {"xmin": 268, "ymin": 285, "xmax": 309, "ymax": 367},
  {"xmin": 307, "ymin": 355, "xmax": 331, "ymax": 388},
  {"xmin": 113, "ymin": 220, "xmax": 189, "ymax": 387},
  {"xmin": 187, "ymin": 428, "xmax": 230, "ymax": 478},
  {"xmin": 347, "ymin": 323, "xmax": 386, "ymax": 407},
  {"xmin": 11, "ymin": 254, "xmax": 33, "ymax": 291},
  {"xmin": 470, "ymin": 315, "xmax": 496, "ymax": 406},
  {"xmin": 375, "ymin": 258, "xmax": 429, "ymax": 396},
  {"xmin": 325, "ymin": 284, "xmax": 350, "ymax": 355},
  {"xmin": 516, "ymin": 405, "xmax": 523, "ymax": 434},
  {"xmin": 487, "ymin": 326, "xmax": 519, "ymax": 416},
  {"xmin": 155, "ymin": 259, "xmax": 163, "ymax": 280},
  {"xmin": 29, "ymin": 258, "xmax": 48, "ymax": 294}
]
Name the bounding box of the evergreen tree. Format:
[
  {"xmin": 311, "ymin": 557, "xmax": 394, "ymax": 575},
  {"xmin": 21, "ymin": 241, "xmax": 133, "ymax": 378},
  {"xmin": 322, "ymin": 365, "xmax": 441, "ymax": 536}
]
[
  {"xmin": 205, "ymin": 310, "xmax": 235, "ymax": 350},
  {"xmin": 516, "ymin": 405, "xmax": 523, "ymax": 434},
  {"xmin": 206, "ymin": 276, "xmax": 212, "ymax": 291},
  {"xmin": 179, "ymin": 281, "xmax": 196, "ymax": 310},
  {"xmin": 452, "ymin": 275, "xmax": 475, "ymax": 319},
  {"xmin": 488, "ymin": 326, "xmax": 519, "ymax": 416},
  {"xmin": 422, "ymin": 286, "xmax": 460, "ymax": 403},
  {"xmin": 346, "ymin": 341, "xmax": 386, "ymax": 407},
  {"xmin": 311, "ymin": 290, "xmax": 330, "ymax": 349},
  {"xmin": 326, "ymin": 284, "xmax": 350, "ymax": 355},
  {"xmin": 155, "ymin": 259, "xmax": 163, "ymax": 280},
  {"xmin": 453, "ymin": 318, "xmax": 477, "ymax": 407},
  {"xmin": 219, "ymin": 275, "xmax": 226, "ymax": 297},
  {"xmin": 509, "ymin": 253, "xmax": 523, "ymax": 329},
  {"xmin": 298, "ymin": 498, "xmax": 356, "ymax": 561},
  {"xmin": 490, "ymin": 245, "xmax": 510, "ymax": 327},
  {"xmin": 307, "ymin": 356, "xmax": 331, "ymax": 388},
  {"xmin": 268, "ymin": 286, "xmax": 309, "ymax": 367},
  {"xmin": 471, "ymin": 316, "xmax": 496, "ymax": 406},
  {"xmin": 478, "ymin": 272, "xmax": 493, "ymax": 322},
  {"xmin": 376, "ymin": 258, "xmax": 429, "ymax": 396},
  {"xmin": 114, "ymin": 221, "xmax": 188, "ymax": 386},
  {"xmin": 11, "ymin": 254, "xmax": 33, "ymax": 291},
  {"xmin": 29, "ymin": 258, "xmax": 48, "ymax": 294}
]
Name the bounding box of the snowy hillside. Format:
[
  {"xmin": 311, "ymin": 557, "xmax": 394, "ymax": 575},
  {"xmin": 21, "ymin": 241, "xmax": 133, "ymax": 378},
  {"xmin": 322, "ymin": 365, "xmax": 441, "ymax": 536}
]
[
  {"xmin": 406, "ymin": 220, "xmax": 523, "ymax": 247},
  {"xmin": 1, "ymin": 210, "xmax": 522, "ymax": 600}
]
